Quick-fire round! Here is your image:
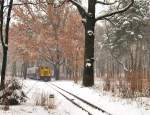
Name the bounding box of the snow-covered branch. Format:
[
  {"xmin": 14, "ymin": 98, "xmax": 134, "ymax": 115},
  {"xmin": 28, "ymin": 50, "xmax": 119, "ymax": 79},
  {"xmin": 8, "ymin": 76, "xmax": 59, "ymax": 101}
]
[
  {"xmin": 96, "ymin": 0, "xmax": 134, "ymax": 21},
  {"xmin": 96, "ymin": 0, "xmax": 118, "ymax": 5},
  {"xmin": 69, "ymin": 0, "xmax": 88, "ymax": 17}
]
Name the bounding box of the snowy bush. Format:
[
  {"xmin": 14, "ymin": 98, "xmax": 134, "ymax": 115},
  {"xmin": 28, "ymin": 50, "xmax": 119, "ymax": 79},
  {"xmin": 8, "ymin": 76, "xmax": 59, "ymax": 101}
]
[{"xmin": 0, "ymin": 79, "xmax": 27, "ymax": 105}]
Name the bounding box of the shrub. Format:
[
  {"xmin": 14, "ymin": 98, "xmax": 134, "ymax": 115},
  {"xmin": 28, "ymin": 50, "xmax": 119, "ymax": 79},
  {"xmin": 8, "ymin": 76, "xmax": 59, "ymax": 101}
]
[{"xmin": 0, "ymin": 79, "xmax": 27, "ymax": 105}]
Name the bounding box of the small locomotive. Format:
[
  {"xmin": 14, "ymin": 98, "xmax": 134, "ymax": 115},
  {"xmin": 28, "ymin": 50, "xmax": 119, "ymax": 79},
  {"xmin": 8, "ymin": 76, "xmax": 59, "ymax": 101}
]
[{"xmin": 27, "ymin": 66, "xmax": 52, "ymax": 81}]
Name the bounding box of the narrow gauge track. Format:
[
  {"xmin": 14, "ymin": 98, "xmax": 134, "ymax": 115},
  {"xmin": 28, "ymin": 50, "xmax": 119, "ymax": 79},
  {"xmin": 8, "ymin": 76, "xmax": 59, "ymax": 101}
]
[{"xmin": 47, "ymin": 83, "xmax": 113, "ymax": 115}]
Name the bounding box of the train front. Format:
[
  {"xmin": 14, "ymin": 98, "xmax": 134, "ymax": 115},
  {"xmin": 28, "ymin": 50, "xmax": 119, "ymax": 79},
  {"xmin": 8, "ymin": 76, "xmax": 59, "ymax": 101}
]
[{"xmin": 39, "ymin": 66, "xmax": 52, "ymax": 81}]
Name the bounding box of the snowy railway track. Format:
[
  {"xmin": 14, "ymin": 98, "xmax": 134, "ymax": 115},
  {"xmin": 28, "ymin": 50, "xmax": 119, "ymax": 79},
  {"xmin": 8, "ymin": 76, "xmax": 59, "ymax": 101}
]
[{"xmin": 47, "ymin": 83, "xmax": 113, "ymax": 115}]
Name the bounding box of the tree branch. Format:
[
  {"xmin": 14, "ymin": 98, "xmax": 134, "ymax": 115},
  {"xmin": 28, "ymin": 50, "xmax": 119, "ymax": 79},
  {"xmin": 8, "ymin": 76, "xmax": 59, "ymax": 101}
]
[
  {"xmin": 96, "ymin": 0, "xmax": 118, "ymax": 5},
  {"xmin": 103, "ymin": 17, "xmax": 116, "ymax": 26},
  {"xmin": 69, "ymin": 0, "xmax": 87, "ymax": 17},
  {"xmin": 96, "ymin": 0, "xmax": 134, "ymax": 21}
]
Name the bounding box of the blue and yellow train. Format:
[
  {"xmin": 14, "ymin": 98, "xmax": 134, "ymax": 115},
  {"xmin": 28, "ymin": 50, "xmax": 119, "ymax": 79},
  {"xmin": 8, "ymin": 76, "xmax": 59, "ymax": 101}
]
[{"xmin": 27, "ymin": 66, "xmax": 53, "ymax": 81}]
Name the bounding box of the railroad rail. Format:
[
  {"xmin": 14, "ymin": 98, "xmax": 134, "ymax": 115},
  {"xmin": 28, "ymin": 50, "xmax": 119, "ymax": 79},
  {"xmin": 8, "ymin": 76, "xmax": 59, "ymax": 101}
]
[{"xmin": 47, "ymin": 83, "xmax": 113, "ymax": 115}]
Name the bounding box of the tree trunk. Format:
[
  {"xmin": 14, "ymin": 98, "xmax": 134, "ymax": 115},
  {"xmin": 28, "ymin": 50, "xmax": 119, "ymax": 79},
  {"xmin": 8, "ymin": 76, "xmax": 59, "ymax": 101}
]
[
  {"xmin": 0, "ymin": 0, "xmax": 13, "ymax": 89},
  {"xmin": 12, "ymin": 61, "xmax": 17, "ymax": 77},
  {"xmin": 1, "ymin": 47, "xmax": 8, "ymax": 89},
  {"xmin": 54, "ymin": 64, "xmax": 60, "ymax": 80},
  {"xmin": 22, "ymin": 62, "xmax": 28, "ymax": 79},
  {"xmin": 82, "ymin": 0, "xmax": 96, "ymax": 86}
]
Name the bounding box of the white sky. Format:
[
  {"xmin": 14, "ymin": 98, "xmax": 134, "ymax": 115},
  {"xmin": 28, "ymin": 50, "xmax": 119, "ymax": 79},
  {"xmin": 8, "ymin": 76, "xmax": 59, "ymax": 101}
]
[{"xmin": 81, "ymin": 0, "xmax": 109, "ymax": 16}]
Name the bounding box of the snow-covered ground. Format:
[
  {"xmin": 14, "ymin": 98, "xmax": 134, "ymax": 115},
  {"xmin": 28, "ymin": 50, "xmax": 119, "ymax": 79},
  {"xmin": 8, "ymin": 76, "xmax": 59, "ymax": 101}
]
[
  {"xmin": 0, "ymin": 79, "xmax": 150, "ymax": 115},
  {"xmin": 52, "ymin": 81, "xmax": 150, "ymax": 115},
  {"xmin": 0, "ymin": 79, "xmax": 88, "ymax": 115}
]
